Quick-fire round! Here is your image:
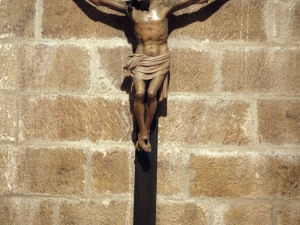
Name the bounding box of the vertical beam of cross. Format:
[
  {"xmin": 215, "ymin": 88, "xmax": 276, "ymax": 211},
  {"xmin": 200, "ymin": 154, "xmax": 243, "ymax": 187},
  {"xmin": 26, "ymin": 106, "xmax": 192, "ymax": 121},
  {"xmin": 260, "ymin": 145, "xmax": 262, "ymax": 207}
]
[{"xmin": 133, "ymin": 113, "xmax": 158, "ymax": 225}]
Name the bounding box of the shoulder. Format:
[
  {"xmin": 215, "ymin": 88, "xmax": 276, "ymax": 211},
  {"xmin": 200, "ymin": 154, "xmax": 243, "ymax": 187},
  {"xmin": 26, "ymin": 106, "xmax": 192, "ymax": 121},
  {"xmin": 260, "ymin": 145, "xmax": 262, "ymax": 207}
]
[
  {"xmin": 161, "ymin": 0, "xmax": 175, "ymax": 7},
  {"xmin": 160, "ymin": 0, "xmax": 176, "ymax": 13}
]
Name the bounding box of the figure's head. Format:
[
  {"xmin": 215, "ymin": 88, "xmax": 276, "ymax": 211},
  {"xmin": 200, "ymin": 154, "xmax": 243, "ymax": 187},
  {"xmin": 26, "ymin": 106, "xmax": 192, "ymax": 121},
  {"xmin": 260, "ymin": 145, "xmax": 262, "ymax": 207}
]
[{"xmin": 128, "ymin": 0, "xmax": 150, "ymax": 14}]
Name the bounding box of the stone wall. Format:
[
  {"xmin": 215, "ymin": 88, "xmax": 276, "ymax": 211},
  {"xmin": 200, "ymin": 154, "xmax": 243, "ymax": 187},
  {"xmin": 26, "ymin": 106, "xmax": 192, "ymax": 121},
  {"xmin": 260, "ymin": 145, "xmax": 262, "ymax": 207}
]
[{"xmin": 1, "ymin": 0, "xmax": 300, "ymax": 224}]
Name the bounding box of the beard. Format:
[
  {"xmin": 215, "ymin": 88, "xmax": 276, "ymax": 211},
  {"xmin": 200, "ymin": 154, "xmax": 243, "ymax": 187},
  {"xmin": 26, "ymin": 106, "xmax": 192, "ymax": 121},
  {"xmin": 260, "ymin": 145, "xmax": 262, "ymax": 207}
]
[{"xmin": 128, "ymin": 0, "xmax": 150, "ymax": 14}]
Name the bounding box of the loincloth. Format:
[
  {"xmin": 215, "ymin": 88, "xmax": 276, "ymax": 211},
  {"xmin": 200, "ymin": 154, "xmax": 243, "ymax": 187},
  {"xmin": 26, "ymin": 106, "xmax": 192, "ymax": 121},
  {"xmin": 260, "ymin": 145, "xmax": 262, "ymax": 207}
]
[{"xmin": 123, "ymin": 52, "xmax": 170, "ymax": 101}]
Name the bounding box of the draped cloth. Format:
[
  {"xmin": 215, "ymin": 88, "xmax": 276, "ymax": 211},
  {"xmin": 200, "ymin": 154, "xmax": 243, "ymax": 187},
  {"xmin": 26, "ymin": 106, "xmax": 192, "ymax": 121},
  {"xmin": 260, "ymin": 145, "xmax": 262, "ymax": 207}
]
[{"xmin": 123, "ymin": 52, "xmax": 170, "ymax": 101}]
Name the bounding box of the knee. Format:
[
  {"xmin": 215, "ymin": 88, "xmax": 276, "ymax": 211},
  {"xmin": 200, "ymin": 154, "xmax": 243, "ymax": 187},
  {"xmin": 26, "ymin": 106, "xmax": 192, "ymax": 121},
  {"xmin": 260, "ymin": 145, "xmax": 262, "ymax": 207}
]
[
  {"xmin": 135, "ymin": 91, "xmax": 145, "ymax": 102},
  {"xmin": 147, "ymin": 90, "xmax": 157, "ymax": 101}
]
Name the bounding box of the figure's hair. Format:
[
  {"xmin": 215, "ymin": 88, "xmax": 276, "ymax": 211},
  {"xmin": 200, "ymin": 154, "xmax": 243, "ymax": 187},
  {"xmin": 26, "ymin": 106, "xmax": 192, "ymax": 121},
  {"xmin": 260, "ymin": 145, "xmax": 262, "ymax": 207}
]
[{"xmin": 128, "ymin": 0, "xmax": 150, "ymax": 14}]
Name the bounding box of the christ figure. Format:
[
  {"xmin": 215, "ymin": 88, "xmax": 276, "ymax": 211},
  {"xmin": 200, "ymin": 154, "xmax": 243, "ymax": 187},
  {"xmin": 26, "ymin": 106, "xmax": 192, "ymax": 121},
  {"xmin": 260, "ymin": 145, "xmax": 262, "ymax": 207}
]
[{"xmin": 88, "ymin": 0, "xmax": 210, "ymax": 152}]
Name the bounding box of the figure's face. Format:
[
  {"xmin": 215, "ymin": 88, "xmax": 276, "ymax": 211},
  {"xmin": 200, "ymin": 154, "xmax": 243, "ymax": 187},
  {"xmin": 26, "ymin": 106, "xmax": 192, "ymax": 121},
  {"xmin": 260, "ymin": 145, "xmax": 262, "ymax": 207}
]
[
  {"xmin": 128, "ymin": 0, "xmax": 150, "ymax": 14},
  {"xmin": 133, "ymin": 0, "xmax": 150, "ymax": 10}
]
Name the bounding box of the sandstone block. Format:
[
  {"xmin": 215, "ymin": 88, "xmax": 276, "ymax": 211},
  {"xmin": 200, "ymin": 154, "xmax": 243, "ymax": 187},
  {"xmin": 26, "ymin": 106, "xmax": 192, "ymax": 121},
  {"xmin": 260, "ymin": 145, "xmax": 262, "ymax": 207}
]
[
  {"xmin": 222, "ymin": 48, "xmax": 300, "ymax": 94},
  {"xmin": 169, "ymin": 0, "xmax": 267, "ymax": 42},
  {"xmin": 157, "ymin": 202, "xmax": 208, "ymax": 225},
  {"xmin": 59, "ymin": 200, "xmax": 129, "ymax": 225},
  {"xmin": 258, "ymin": 100, "xmax": 300, "ymax": 145},
  {"xmin": 159, "ymin": 99, "xmax": 251, "ymax": 146},
  {"xmin": 13, "ymin": 148, "xmax": 86, "ymax": 196},
  {"xmin": 213, "ymin": 201, "xmax": 272, "ymax": 225},
  {"xmin": 0, "ymin": 148, "xmax": 9, "ymax": 194},
  {"xmin": 19, "ymin": 95, "xmax": 132, "ymax": 142},
  {"xmin": 0, "ymin": 43, "xmax": 91, "ymax": 93},
  {"xmin": 169, "ymin": 49, "xmax": 216, "ymax": 93},
  {"xmin": 189, "ymin": 153, "xmax": 253, "ymax": 197},
  {"xmin": 157, "ymin": 150, "xmax": 183, "ymax": 196},
  {"xmin": 92, "ymin": 150, "xmax": 130, "ymax": 194},
  {"xmin": 0, "ymin": 93, "xmax": 17, "ymax": 142},
  {"xmin": 189, "ymin": 153, "xmax": 300, "ymax": 198},
  {"xmin": 262, "ymin": 155, "xmax": 300, "ymax": 198},
  {"xmin": 0, "ymin": 0, "xmax": 35, "ymax": 38},
  {"xmin": 0, "ymin": 44, "xmax": 19, "ymax": 90},
  {"xmin": 0, "ymin": 197, "xmax": 54, "ymax": 225},
  {"xmin": 96, "ymin": 46, "xmax": 132, "ymax": 93},
  {"xmin": 275, "ymin": 201, "xmax": 300, "ymax": 225},
  {"xmin": 42, "ymin": 0, "xmax": 132, "ymax": 40},
  {"xmin": 274, "ymin": 0, "xmax": 300, "ymax": 43}
]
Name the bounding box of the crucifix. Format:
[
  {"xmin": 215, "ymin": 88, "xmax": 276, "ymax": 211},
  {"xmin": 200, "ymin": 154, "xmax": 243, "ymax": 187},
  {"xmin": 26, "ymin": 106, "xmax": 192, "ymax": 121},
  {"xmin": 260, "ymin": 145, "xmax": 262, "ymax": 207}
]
[{"xmin": 84, "ymin": 0, "xmax": 228, "ymax": 223}]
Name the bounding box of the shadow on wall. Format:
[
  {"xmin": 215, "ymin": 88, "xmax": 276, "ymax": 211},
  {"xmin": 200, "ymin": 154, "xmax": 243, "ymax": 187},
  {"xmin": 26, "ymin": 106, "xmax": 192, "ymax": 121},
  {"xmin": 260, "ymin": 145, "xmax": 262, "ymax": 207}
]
[
  {"xmin": 72, "ymin": 0, "xmax": 137, "ymax": 48},
  {"xmin": 169, "ymin": 0, "xmax": 230, "ymax": 34},
  {"xmin": 73, "ymin": 0, "xmax": 230, "ymax": 47}
]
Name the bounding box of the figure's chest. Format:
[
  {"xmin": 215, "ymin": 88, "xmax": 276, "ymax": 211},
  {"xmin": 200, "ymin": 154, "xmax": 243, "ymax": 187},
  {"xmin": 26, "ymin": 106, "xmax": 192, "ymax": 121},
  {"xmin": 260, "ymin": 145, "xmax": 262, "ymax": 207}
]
[{"xmin": 130, "ymin": 7, "xmax": 169, "ymax": 24}]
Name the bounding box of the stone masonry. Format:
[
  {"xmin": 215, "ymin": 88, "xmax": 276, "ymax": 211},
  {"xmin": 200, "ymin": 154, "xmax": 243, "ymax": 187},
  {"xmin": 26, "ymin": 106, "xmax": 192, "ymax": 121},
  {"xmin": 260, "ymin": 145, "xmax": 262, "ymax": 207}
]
[{"xmin": 1, "ymin": 0, "xmax": 299, "ymax": 224}]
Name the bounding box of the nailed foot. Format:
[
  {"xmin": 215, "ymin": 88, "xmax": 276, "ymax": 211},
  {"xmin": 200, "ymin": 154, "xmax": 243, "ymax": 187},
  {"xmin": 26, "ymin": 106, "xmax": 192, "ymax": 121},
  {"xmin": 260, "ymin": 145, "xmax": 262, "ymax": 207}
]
[{"xmin": 136, "ymin": 134, "xmax": 151, "ymax": 152}]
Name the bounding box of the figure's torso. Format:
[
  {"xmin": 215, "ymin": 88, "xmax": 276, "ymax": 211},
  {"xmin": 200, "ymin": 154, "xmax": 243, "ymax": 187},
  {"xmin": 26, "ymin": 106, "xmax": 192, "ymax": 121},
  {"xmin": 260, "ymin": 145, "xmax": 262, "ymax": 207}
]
[{"xmin": 129, "ymin": 1, "xmax": 171, "ymax": 56}]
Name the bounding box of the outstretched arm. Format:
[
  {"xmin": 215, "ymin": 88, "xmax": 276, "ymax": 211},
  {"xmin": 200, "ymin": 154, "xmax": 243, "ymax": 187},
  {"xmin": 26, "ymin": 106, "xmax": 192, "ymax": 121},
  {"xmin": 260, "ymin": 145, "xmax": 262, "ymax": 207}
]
[
  {"xmin": 87, "ymin": 0, "xmax": 127, "ymax": 14},
  {"xmin": 171, "ymin": 0, "xmax": 208, "ymax": 13}
]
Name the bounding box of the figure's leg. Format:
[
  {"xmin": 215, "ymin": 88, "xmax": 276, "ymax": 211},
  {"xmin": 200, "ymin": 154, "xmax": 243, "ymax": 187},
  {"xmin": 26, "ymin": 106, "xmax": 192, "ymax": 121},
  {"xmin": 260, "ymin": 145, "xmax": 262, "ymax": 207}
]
[
  {"xmin": 134, "ymin": 80, "xmax": 150, "ymax": 151},
  {"xmin": 145, "ymin": 74, "xmax": 166, "ymax": 136}
]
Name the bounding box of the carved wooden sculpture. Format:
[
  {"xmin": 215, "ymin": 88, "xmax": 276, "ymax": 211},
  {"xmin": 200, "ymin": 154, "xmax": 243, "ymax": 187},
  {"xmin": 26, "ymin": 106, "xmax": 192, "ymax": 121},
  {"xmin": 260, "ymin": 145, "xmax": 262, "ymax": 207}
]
[{"xmin": 88, "ymin": 0, "xmax": 209, "ymax": 152}]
